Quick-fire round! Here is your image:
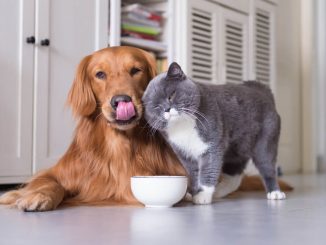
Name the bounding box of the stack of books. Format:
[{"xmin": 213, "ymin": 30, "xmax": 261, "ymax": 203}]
[
  {"xmin": 121, "ymin": 3, "xmax": 166, "ymax": 52},
  {"xmin": 156, "ymin": 57, "xmax": 168, "ymax": 73}
]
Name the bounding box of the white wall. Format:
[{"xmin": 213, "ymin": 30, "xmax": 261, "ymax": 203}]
[
  {"xmin": 300, "ymin": 0, "xmax": 318, "ymax": 173},
  {"xmin": 316, "ymin": 0, "xmax": 326, "ymax": 172},
  {"xmin": 275, "ymin": 0, "xmax": 302, "ymax": 173}
]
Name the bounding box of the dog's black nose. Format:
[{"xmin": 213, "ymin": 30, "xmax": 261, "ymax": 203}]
[{"xmin": 110, "ymin": 95, "xmax": 132, "ymax": 110}]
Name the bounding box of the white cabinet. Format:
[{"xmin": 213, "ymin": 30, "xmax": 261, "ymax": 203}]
[
  {"xmin": 249, "ymin": 0, "xmax": 276, "ymax": 91},
  {"xmin": 0, "ymin": 0, "xmax": 35, "ymax": 182},
  {"xmin": 174, "ymin": 0, "xmax": 249, "ymax": 85},
  {"xmin": 219, "ymin": 8, "xmax": 249, "ymax": 84},
  {"xmin": 181, "ymin": 0, "xmax": 219, "ymax": 84},
  {"xmin": 0, "ymin": 0, "xmax": 108, "ymax": 183},
  {"xmin": 33, "ymin": 0, "xmax": 108, "ymax": 172},
  {"xmin": 173, "ymin": 0, "xmax": 219, "ymax": 83}
]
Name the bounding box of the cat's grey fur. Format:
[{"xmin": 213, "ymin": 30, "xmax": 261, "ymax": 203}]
[{"xmin": 142, "ymin": 62, "xmax": 285, "ymax": 204}]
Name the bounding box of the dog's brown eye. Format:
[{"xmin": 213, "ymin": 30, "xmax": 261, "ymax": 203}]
[
  {"xmin": 130, "ymin": 67, "xmax": 141, "ymax": 76},
  {"xmin": 95, "ymin": 71, "xmax": 106, "ymax": 80}
]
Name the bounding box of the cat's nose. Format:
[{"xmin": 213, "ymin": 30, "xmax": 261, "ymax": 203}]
[
  {"xmin": 164, "ymin": 112, "xmax": 171, "ymax": 120},
  {"xmin": 165, "ymin": 108, "xmax": 171, "ymax": 112}
]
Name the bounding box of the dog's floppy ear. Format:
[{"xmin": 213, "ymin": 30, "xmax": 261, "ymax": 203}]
[
  {"xmin": 141, "ymin": 50, "xmax": 157, "ymax": 80},
  {"xmin": 67, "ymin": 55, "xmax": 96, "ymax": 117}
]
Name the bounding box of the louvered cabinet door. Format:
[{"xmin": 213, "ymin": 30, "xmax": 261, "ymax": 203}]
[
  {"xmin": 175, "ymin": 0, "xmax": 219, "ymax": 84},
  {"xmin": 250, "ymin": 0, "xmax": 276, "ymax": 90},
  {"xmin": 219, "ymin": 9, "xmax": 249, "ymax": 84}
]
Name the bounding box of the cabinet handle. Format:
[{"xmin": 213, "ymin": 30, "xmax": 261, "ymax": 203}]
[
  {"xmin": 40, "ymin": 39, "xmax": 50, "ymax": 46},
  {"xmin": 26, "ymin": 36, "xmax": 35, "ymax": 44}
]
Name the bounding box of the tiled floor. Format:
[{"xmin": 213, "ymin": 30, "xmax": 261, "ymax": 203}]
[{"xmin": 0, "ymin": 174, "xmax": 325, "ymax": 245}]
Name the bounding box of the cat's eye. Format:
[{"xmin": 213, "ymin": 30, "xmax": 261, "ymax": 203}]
[
  {"xmin": 95, "ymin": 71, "xmax": 106, "ymax": 80},
  {"xmin": 130, "ymin": 67, "xmax": 142, "ymax": 76},
  {"xmin": 168, "ymin": 91, "xmax": 176, "ymax": 102}
]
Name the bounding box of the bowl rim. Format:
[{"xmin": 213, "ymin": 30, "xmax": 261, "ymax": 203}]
[{"xmin": 131, "ymin": 175, "xmax": 187, "ymax": 179}]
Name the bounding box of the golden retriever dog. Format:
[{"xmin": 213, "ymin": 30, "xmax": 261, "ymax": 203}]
[{"xmin": 0, "ymin": 46, "xmax": 185, "ymax": 211}]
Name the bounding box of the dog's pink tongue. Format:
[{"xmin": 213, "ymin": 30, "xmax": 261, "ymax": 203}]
[{"xmin": 116, "ymin": 101, "xmax": 136, "ymax": 121}]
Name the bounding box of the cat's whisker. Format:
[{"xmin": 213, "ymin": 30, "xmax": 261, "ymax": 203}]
[
  {"xmin": 181, "ymin": 107, "xmax": 208, "ymax": 121},
  {"xmin": 180, "ymin": 107, "xmax": 210, "ymax": 125},
  {"xmin": 150, "ymin": 122, "xmax": 160, "ymax": 136},
  {"xmin": 141, "ymin": 101, "xmax": 152, "ymax": 106},
  {"xmin": 180, "ymin": 110, "xmax": 208, "ymax": 132},
  {"xmin": 95, "ymin": 112, "xmax": 104, "ymax": 121},
  {"xmin": 188, "ymin": 113, "xmax": 207, "ymax": 131},
  {"xmin": 179, "ymin": 107, "xmax": 209, "ymax": 128},
  {"xmin": 145, "ymin": 118, "xmax": 156, "ymax": 132},
  {"xmin": 140, "ymin": 120, "xmax": 154, "ymax": 135},
  {"xmin": 147, "ymin": 117, "xmax": 164, "ymax": 136}
]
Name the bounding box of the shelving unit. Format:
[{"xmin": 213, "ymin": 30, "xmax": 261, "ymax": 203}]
[
  {"xmin": 109, "ymin": 0, "xmax": 172, "ymax": 72},
  {"xmin": 120, "ymin": 37, "xmax": 167, "ymax": 52},
  {"xmin": 109, "ymin": 0, "xmax": 277, "ymax": 86}
]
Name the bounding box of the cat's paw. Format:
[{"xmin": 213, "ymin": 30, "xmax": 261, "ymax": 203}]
[
  {"xmin": 267, "ymin": 190, "xmax": 286, "ymax": 200},
  {"xmin": 192, "ymin": 190, "xmax": 214, "ymax": 205},
  {"xmin": 183, "ymin": 192, "xmax": 193, "ymax": 202}
]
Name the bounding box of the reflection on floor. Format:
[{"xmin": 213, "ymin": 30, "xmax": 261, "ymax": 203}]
[{"xmin": 0, "ymin": 174, "xmax": 325, "ymax": 245}]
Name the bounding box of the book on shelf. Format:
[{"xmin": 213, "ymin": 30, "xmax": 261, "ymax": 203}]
[
  {"xmin": 121, "ymin": 23, "xmax": 161, "ymax": 36},
  {"xmin": 122, "ymin": 30, "xmax": 157, "ymax": 41},
  {"xmin": 121, "ymin": 3, "xmax": 165, "ymax": 52},
  {"xmin": 156, "ymin": 57, "xmax": 168, "ymax": 73},
  {"xmin": 122, "ymin": 12, "xmax": 161, "ymax": 28},
  {"xmin": 120, "ymin": 37, "xmax": 167, "ymax": 52},
  {"xmin": 147, "ymin": 51, "xmax": 168, "ymax": 73},
  {"xmin": 122, "ymin": 3, "xmax": 162, "ymax": 22}
]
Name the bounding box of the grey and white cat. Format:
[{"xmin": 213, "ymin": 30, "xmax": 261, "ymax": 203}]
[{"xmin": 142, "ymin": 62, "xmax": 286, "ymax": 204}]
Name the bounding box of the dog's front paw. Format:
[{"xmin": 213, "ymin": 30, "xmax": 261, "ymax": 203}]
[
  {"xmin": 15, "ymin": 192, "xmax": 55, "ymax": 211},
  {"xmin": 267, "ymin": 190, "xmax": 286, "ymax": 200},
  {"xmin": 0, "ymin": 190, "xmax": 21, "ymax": 205}
]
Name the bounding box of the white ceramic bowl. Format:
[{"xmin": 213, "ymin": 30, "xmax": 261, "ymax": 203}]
[{"xmin": 131, "ymin": 176, "xmax": 188, "ymax": 208}]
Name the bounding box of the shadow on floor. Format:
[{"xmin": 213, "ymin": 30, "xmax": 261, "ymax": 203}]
[{"xmin": 0, "ymin": 184, "xmax": 21, "ymax": 192}]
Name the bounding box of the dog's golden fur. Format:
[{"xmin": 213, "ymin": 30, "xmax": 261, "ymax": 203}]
[{"xmin": 0, "ymin": 47, "xmax": 185, "ymax": 211}]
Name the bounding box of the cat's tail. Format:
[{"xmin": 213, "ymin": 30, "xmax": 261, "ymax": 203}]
[{"xmin": 239, "ymin": 175, "xmax": 294, "ymax": 191}]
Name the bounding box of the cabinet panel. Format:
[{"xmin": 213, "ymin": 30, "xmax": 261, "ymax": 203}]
[
  {"xmin": 33, "ymin": 0, "xmax": 108, "ymax": 171},
  {"xmin": 0, "ymin": 0, "xmax": 34, "ymax": 178},
  {"xmin": 210, "ymin": 0, "xmax": 250, "ymax": 14},
  {"xmin": 175, "ymin": 0, "xmax": 249, "ymax": 85},
  {"xmin": 249, "ymin": 0, "xmax": 276, "ymax": 91},
  {"xmin": 190, "ymin": 6, "xmax": 218, "ymax": 83},
  {"xmin": 219, "ymin": 8, "xmax": 249, "ymax": 84},
  {"xmin": 175, "ymin": 0, "xmax": 219, "ymax": 84}
]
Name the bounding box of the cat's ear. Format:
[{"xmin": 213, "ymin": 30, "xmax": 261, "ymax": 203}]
[{"xmin": 166, "ymin": 62, "xmax": 185, "ymax": 80}]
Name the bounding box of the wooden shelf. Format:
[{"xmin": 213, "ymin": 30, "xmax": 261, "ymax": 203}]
[{"xmin": 120, "ymin": 37, "xmax": 167, "ymax": 52}]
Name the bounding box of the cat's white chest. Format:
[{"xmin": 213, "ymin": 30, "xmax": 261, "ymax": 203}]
[{"xmin": 166, "ymin": 113, "xmax": 209, "ymax": 159}]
